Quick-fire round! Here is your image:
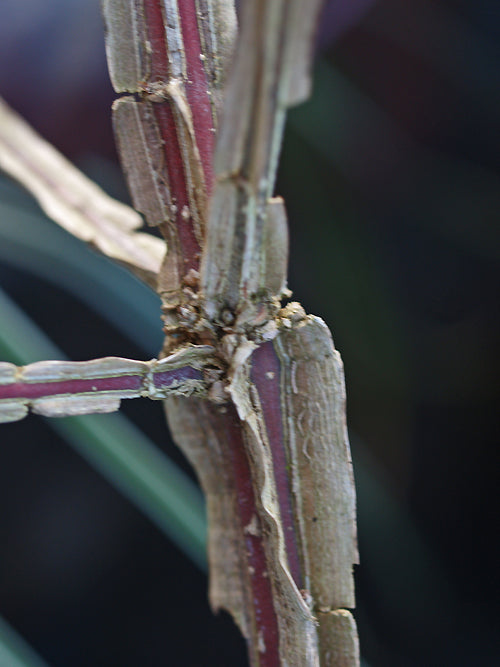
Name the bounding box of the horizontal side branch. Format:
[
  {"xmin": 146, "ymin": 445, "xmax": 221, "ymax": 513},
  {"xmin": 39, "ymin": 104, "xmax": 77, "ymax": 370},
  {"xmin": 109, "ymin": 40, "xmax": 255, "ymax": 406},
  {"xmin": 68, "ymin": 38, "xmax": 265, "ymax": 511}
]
[{"xmin": 0, "ymin": 346, "xmax": 215, "ymax": 423}]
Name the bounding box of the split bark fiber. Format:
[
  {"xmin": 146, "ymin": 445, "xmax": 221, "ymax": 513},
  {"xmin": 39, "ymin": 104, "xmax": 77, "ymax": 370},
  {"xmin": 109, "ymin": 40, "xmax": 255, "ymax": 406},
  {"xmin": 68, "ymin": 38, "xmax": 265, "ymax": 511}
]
[{"xmin": 0, "ymin": 1, "xmax": 359, "ymax": 664}]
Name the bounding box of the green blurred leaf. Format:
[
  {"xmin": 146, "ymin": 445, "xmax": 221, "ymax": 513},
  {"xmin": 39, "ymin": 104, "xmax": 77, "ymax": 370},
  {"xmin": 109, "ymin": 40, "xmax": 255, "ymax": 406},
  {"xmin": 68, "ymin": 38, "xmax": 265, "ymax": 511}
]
[
  {"xmin": 0, "ymin": 616, "xmax": 50, "ymax": 667},
  {"xmin": 0, "ymin": 175, "xmax": 162, "ymax": 356}
]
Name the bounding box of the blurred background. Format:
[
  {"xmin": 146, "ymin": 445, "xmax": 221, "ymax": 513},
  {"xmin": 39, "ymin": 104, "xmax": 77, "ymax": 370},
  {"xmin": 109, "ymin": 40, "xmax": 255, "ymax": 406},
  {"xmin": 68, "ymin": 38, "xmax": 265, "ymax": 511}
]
[{"xmin": 0, "ymin": 0, "xmax": 498, "ymax": 665}]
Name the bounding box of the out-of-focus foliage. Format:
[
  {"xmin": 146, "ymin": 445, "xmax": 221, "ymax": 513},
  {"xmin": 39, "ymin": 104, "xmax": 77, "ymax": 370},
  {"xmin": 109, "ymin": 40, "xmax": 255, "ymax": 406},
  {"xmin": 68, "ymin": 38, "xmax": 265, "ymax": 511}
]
[{"xmin": 0, "ymin": 616, "xmax": 49, "ymax": 667}]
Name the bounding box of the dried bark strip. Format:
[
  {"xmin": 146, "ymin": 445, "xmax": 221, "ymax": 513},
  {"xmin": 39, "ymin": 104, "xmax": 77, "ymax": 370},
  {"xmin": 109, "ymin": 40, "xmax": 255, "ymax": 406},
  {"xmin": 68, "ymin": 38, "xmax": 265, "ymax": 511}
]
[
  {"xmin": 0, "ymin": 97, "xmax": 164, "ymax": 288},
  {"xmin": 201, "ymin": 0, "xmax": 324, "ymax": 324}
]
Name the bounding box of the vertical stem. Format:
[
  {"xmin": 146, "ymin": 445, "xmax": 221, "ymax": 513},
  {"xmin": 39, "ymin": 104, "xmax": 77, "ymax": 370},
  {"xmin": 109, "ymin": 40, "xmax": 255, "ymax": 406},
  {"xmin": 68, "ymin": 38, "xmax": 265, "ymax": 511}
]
[
  {"xmin": 213, "ymin": 405, "xmax": 282, "ymax": 666},
  {"xmin": 141, "ymin": 0, "xmax": 214, "ymax": 274},
  {"xmin": 103, "ymin": 1, "xmax": 359, "ymax": 664}
]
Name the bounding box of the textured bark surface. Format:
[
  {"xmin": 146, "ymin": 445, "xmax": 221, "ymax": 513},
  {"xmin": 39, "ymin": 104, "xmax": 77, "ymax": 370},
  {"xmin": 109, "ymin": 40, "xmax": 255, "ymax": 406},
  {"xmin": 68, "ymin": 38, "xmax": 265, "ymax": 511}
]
[
  {"xmin": 166, "ymin": 397, "xmax": 283, "ymax": 665},
  {"xmin": 103, "ymin": 0, "xmax": 236, "ymax": 313},
  {"xmin": 96, "ymin": 0, "xmax": 360, "ymax": 663}
]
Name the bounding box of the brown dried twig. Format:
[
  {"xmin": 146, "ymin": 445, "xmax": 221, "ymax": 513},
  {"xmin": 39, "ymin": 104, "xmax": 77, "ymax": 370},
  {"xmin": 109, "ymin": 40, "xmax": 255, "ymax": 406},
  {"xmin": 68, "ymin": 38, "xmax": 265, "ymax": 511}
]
[{"xmin": 0, "ymin": 2, "xmax": 359, "ymax": 664}]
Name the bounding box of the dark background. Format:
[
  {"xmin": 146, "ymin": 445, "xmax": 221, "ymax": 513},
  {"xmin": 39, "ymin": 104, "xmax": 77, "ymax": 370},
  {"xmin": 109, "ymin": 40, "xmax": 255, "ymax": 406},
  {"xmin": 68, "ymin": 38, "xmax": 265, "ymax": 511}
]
[{"xmin": 0, "ymin": 0, "xmax": 498, "ymax": 665}]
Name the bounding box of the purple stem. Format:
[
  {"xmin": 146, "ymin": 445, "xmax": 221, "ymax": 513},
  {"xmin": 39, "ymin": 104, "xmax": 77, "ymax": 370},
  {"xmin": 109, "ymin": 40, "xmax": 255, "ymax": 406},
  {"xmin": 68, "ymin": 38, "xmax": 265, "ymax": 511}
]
[
  {"xmin": 0, "ymin": 365, "xmax": 204, "ymax": 402},
  {"xmin": 250, "ymin": 342, "xmax": 303, "ymax": 589}
]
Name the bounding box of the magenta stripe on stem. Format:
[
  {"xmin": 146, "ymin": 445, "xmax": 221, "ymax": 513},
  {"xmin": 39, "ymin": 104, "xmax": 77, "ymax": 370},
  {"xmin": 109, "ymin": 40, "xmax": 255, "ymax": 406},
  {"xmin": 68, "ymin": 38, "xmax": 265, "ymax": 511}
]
[
  {"xmin": 152, "ymin": 365, "xmax": 202, "ymax": 388},
  {"xmin": 177, "ymin": 0, "xmax": 215, "ymax": 193},
  {"xmin": 250, "ymin": 342, "xmax": 303, "ymax": 589},
  {"xmin": 142, "ymin": 0, "xmax": 208, "ymax": 274},
  {"xmin": 221, "ymin": 405, "xmax": 281, "ymax": 667},
  {"xmin": 0, "ymin": 375, "xmax": 143, "ymax": 401}
]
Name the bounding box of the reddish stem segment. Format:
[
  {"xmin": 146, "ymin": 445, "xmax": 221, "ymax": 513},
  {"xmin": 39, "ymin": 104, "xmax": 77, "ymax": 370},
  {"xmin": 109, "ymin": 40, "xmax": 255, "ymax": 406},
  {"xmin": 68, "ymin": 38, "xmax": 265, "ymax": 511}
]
[
  {"xmin": 142, "ymin": 0, "xmax": 215, "ymax": 274},
  {"xmin": 176, "ymin": 1, "xmax": 216, "ymax": 191},
  {"xmin": 0, "ymin": 375, "xmax": 142, "ymax": 400},
  {"xmin": 0, "ymin": 366, "xmax": 203, "ymax": 401},
  {"xmin": 153, "ymin": 365, "xmax": 202, "ymax": 389},
  {"xmin": 155, "ymin": 103, "xmax": 202, "ymax": 273},
  {"xmin": 220, "ymin": 405, "xmax": 281, "ymax": 667},
  {"xmin": 250, "ymin": 342, "xmax": 303, "ymax": 589}
]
